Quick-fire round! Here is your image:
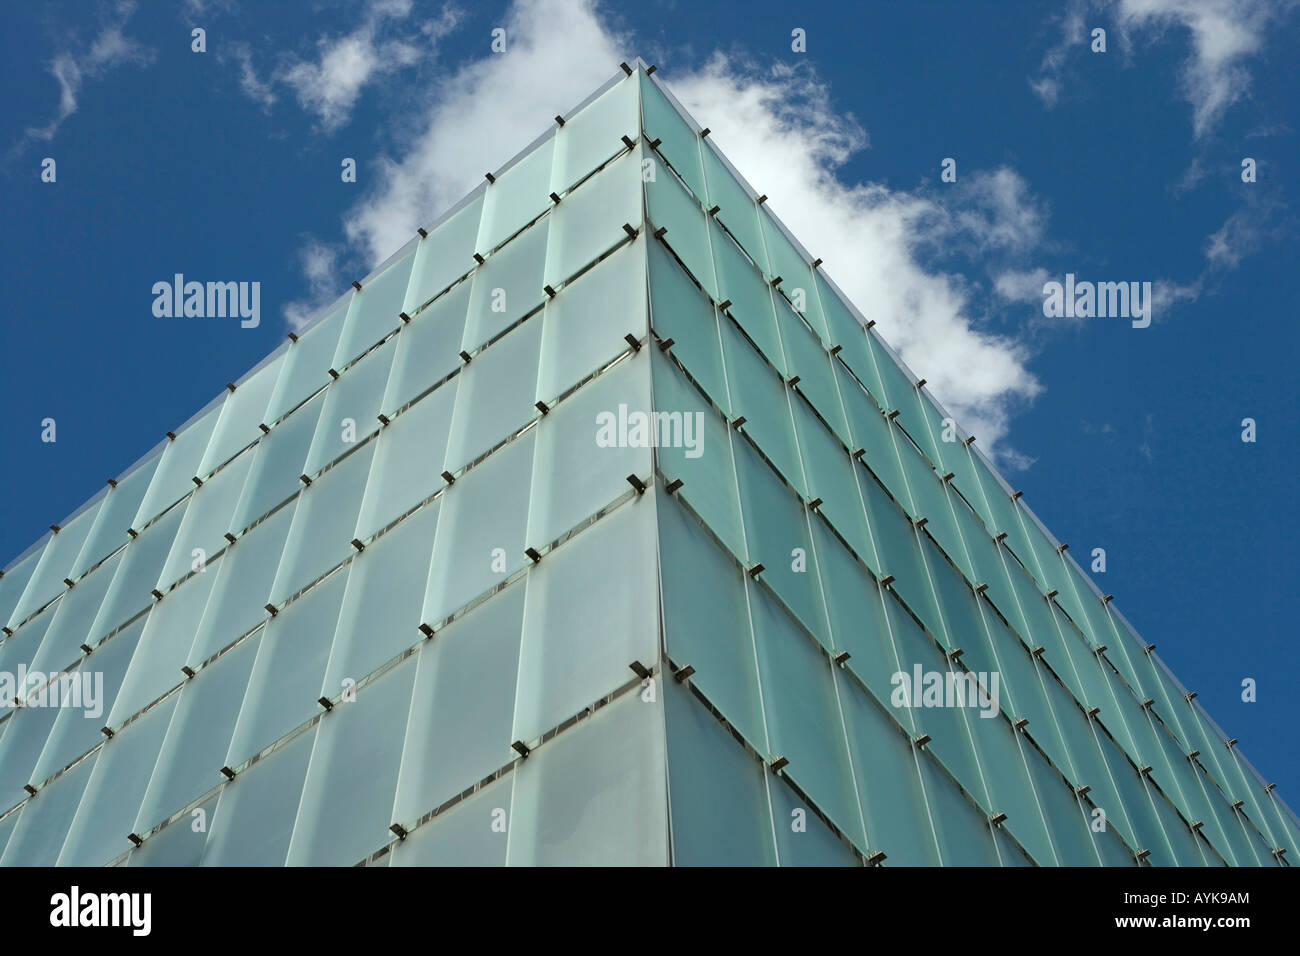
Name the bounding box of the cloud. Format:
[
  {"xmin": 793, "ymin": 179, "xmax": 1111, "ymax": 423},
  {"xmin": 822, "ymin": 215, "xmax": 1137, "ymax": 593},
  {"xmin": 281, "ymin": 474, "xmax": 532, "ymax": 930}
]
[
  {"xmin": 1112, "ymin": 0, "xmax": 1288, "ymax": 138},
  {"xmin": 234, "ymin": 0, "xmax": 462, "ymax": 133},
  {"xmin": 19, "ymin": 0, "xmax": 153, "ymax": 147},
  {"xmin": 327, "ymin": 0, "xmax": 1050, "ymax": 464},
  {"xmin": 283, "ymin": 238, "xmax": 345, "ymax": 330},
  {"xmin": 994, "ymin": 267, "xmax": 1052, "ymax": 303},
  {"xmin": 1031, "ymin": 0, "xmax": 1298, "ymax": 137}
]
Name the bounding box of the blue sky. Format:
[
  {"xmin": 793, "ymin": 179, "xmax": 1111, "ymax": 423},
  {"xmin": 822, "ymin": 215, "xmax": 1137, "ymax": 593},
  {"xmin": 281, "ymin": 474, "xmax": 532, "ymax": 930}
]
[{"xmin": 1, "ymin": 0, "xmax": 1297, "ymax": 802}]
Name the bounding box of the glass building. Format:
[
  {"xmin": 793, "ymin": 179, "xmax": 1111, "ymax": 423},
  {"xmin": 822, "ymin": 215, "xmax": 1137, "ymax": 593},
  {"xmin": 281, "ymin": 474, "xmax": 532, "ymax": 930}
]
[{"xmin": 0, "ymin": 60, "xmax": 1293, "ymax": 866}]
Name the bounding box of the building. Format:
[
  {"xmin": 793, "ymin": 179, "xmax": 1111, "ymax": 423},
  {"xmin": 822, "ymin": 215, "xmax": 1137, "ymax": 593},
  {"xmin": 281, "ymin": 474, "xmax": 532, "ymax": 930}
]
[{"xmin": 0, "ymin": 60, "xmax": 1293, "ymax": 866}]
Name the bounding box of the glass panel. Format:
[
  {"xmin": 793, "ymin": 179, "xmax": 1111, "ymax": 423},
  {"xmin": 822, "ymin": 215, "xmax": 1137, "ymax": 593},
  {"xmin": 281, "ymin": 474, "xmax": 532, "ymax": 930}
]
[
  {"xmin": 770, "ymin": 769, "xmax": 860, "ymax": 865},
  {"xmin": 513, "ymin": 502, "xmax": 658, "ymax": 743},
  {"xmin": 202, "ymin": 726, "xmax": 315, "ymax": 866},
  {"xmin": 382, "ymin": 282, "xmax": 469, "ymax": 414},
  {"xmin": 88, "ymin": 500, "xmax": 187, "ymax": 644},
  {"xmin": 389, "ymin": 773, "xmax": 512, "ymax": 867},
  {"xmin": 552, "ymin": 74, "xmax": 636, "ymax": 193},
  {"xmin": 199, "ymin": 350, "xmax": 285, "ymax": 477},
  {"xmin": 70, "ymin": 450, "xmax": 160, "ymax": 584},
  {"xmin": 780, "ymin": 315, "xmax": 848, "ymax": 448},
  {"xmin": 187, "ymin": 501, "xmax": 294, "ymax": 663},
  {"xmin": 226, "ymin": 566, "xmax": 348, "ymax": 765},
  {"xmin": 230, "ymin": 391, "xmax": 323, "ymax": 533},
  {"xmin": 750, "ymin": 582, "xmax": 864, "ymax": 850},
  {"xmin": 133, "ymin": 402, "xmax": 222, "ymax": 529},
  {"xmin": 711, "ymin": 219, "xmax": 782, "ymax": 372},
  {"xmin": 664, "ymin": 676, "xmax": 775, "ymax": 866},
  {"xmin": 156, "ymin": 446, "xmax": 254, "ymax": 590},
  {"xmin": 646, "ymin": 170, "xmax": 717, "ymax": 298},
  {"xmin": 816, "ymin": 275, "xmax": 882, "ymax": 402},
  {"xmin": 285, "ymin": 655, "xmax": 416, "ymax": 866},
  {"xmin": 408, "ymin": 195, "xmax": 483, "ymax": 309},
  {"xmin": 355, "ymin": 381, "xmax": 456, "ymax": 541},
  {"xmin": 268, "ymin": 443, "xmax": 374, "ymax": 606},
  {"xmin": 536, "ymin": 237, "xmax": 646, "ymax": 403},
  {"xmin": 650, "ymin": 352, "xmax": 745, "ymax": 560},
  {"xmin": 477, "ymin": 141, "xmax": 552, "ymax": 255},
  {"xmin": 839, "ymin": 366, "xmax": 905, "ymax": 511},
  {"xmin": 735, "ymin": 439, "xmax": 825, "ymax": 637},
  {"xmin": 264, "ymin": 298, "xmax": 349, "ymax": 423},
  {"xmin": 463, "ymin": 218, "xmax": 548, "ymax": 350},
  {"xmin": 701, "ymin": 143, "xmax": 766, "ymax": 273},
  {"xmin": 393, "ymin": 580, "xmax": 524, "ymax": 826},
  {"xmin": 658, "ymin": 494, "xmax": 763, "ymax": 746},
  {"xmin": 56, "ymin": 694, "xmax": 177, "ymax": 865},
  {"xmin": 301, "ymin": 338, "xmax": 394, "ymax": 476},
  {"xmin": 13, "ymin": 500, "xmax": 102, "ymax": 622},
  {"xmin": 29, "ymin": 616, "xmax": 143, "ymax": 784},
  {"xmin": 542, "ymin": 148, "xmax": 640, "ymax": 287},
  {"xmin": 443, "ymin": 317, "xmax": 541, "ymax": 470},
  {"xmin": 29, "ymin": 550, "xmax": 123, "ymax": 674},
  {"xmin": 793, "ymin": 399, "xmax": 871, "ymax": 562},
  {"xmin": 423, "ymin": 431, "xmax": 534, "ymax": 626},
  {"xmin": 528, "ymin": 354, "xmax": 650, "ymax": 547},
  {"xmin": 647, "ymin": 239, "xmax": 727, "ymax": 411},
  {"xmin": 323, "ymin": 500, "xmax": 439, "ymax": 694},
  {"xmin": 333, "ymin": 249, "xmax": 414, "ymax": 368},
  {"xmin": 640, "ymin": 72, "xmax": 706, "ymax": 200},
  {"xmin": 1, "ymin": 546, "xmax": 48, "ymax": 631},
  {"xmin": 108, "ymin": 568, "xmax": 217, "ymax": 726},
  {"xmin": 134, "ymin": 633, "xmax": 259, "ymax": 831},
  {"xmin": 0, "ymin": 696, "xmax": 61, "ymax": 813},
  {"xmin": 839, "ymin": 666, "xmax": 940, "ymax": 864},
  {"xmin": 506, "ymin": 690, "xmax": 667, "ymax": 866},
  {"xmin": 128, "ymin": 792, "xmax": 218, "ymax": 866},
  {"xmin": 721, "ymin": 319, "xmax": 804, "ymax": 494},
  {"xmin": 919, "ymin": 756, "xmax": 1001, "ymax": 865},
  {"xmin": 0, "ymin": 750, "xmax": 98, "ymax": 865}
]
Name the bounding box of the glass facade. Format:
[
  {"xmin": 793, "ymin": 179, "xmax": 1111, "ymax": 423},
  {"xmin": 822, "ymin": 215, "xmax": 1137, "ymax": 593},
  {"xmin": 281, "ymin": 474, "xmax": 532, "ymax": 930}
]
[{"xmin": 0, "ymin": 61, "xmax": 1292, "ymax": 867}]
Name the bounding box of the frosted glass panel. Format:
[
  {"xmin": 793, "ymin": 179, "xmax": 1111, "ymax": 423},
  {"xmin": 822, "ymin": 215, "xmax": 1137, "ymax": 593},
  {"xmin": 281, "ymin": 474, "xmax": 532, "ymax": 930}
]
[
  {"xmin": 133, "ymin": 403, "xmax": 222, "ymax": 528},
  {"xmin": 463, "ymin": 219, "xmax": 549, "ymax": 350},
  {"xmin": 156, "ymin": 447, "xmax": 254, "ymax": 590},
  {"xmin": 203, "ymin": 727, "xmax": 315, "ymax": 866},
  {"xmin": 265, "ymin": 298, "xmax": 349, "ymax": 423},
  {"xmin": 226, "ymin": 566, "xmax": 348, "ymax": 765},
  {"xmin": 355, "ymin": 381, "xmax": 456, "ymax": 540},
  {"xmin": 268, "ymin": 443, "xmax": 374, "ymax": 606},
  {"xmin": 527, "ymin": 354, "xmax": 650, "ymax": 547},
  {"xmin": 393, "ymin": 581, "xmax": 524, "ymax": 826},
  {"xmin": 302, "ymin": 338, "xmax": 394, "ymax": 476},
  {"xmin": 477, "ymin": 141, "xmax": 553, "ymax": 255},
  {"xmin": 408, "ymin": 196, "xmax": 483, "ymax": 309},
  {"xmin": 334, "ymin": 249, "xmax": 414, "ymax": 367},
  {"xmin": 536, "ymin": 238, "xmax": 646, "ymax": 402},
  {"xmin": 286, "ymin": 656, "xmax": 416, "ymax": 866},
  {"xmin": 199, "ymin": 351, "xmax": 285, "ymax": 476},
  {"xmin": 507, "ymin": 691, "xmax": 667, "ymax": 866},
  {"xmin": 423, "ymin": 431, "xmax": 534, "ymax": 625},
  {"xmin": 444, "ymin": 318, "xmax": 541, "ymax": 470},
  {"xmin": 513, "ymin": 502, "xmax": 658, "ymax": 743},
  {"xmin": 552, "ymin": 74, "xmax": 636, "ymax": 192},
  {"xmin": 231, "ymin": 391, "xmax": 323, "ymax": 533},
  {"xmin": 383, "ymin": 282, "xmax": 469, "ymax": 414},
  {"xmin": 134, "ymin": 633, "xmax": 259, "ymax": 831},
  {"xmin": 323, "ymin": 501, "xmax": 439, "ymax": 694},
  {"xmin": 543, "ymin": 149, "xmax": 641, "ymax": 287}
]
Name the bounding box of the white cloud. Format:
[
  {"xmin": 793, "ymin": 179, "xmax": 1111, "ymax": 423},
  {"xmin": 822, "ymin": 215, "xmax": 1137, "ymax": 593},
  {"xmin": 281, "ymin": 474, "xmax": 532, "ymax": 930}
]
[
  {"xmin": 21, "ymin": 0, "xmax": 153, "ymax": 145},
  {"xmin": 1032, "ymin": 0, "xmax": 1296, "ymax": 136},
  {"xmin": 329, "ymin": 0, "xmax": 1049, "ymax": 464},
  {"xmin": 283, "ymin": 238, "xmax": 345, "ymax": 330},
  {"xmin": 995, "ymin": 267, "xmax": 1052, "ymax": 303},
  {"xmin": 234, "ymin": 0, "xmax": 461, "ymax": 132}
]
